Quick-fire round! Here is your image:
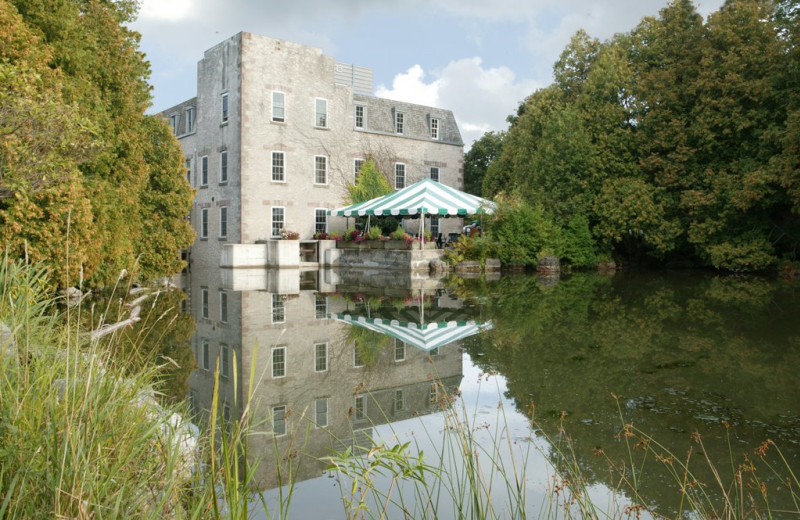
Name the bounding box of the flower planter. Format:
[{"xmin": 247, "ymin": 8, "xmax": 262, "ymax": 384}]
[
  {"xmin": 367, "ymin": 240, "xmax": 385, "ymax": 250},
  {"xmin": 385, "ymin": 240, "xmax": 410, "ymax": 250}
]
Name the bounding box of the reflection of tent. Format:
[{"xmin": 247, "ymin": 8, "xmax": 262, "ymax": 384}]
[
  {"xmin": 331, "ymin": 312, "xmax": 492, "ymax": 352},
  {"xmin": 328, "ymin": 178, "xmax": 495, "ymax": 218}
]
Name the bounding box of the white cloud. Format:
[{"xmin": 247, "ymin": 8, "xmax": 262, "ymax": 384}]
[
  {"xmin": 139, "ymin": 0, "xmax": 194, "ymax": 21},
  {"xmin": 375, "ymin": 65, "xmax": 440, "ymax": 107}
]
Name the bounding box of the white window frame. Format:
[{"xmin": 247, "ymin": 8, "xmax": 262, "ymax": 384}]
[
  {"xmin": 219, "ymin": 290, "xmax": 228, "ymax": 323},
  {"xmin": 430, "ymin": 166, "xmax": 439, "ymax": 182},
  {"xmin": 221, "ymin": 92, "xmax": 229, "ymax": 123},
  {"xmin": 354, "ymin": 347, "xmax": 364, "ymax": 368},
  {"xmin": 315, "ymin": 397, "xmax": 328, "ymax": 428},
  {"xmin": 185, "ymin": 158, "xmax": 192, "ymax": 185},
  {"xmin": 430, "ymin": 117, "xmax": 439, "ymax": 140},
  {"xmin": 271, "ymin": 207, "xmax": 285, "ymax": 238},
  {"xmin": 314, "ymin": 342, "xmax": 328, "ymax": 372},
  {"xmin": 354, "ymin": 158, "xmax": 364, "ymax": 179},
  {"xmin": 314, "ymin": 294, "xmax": 328, "ymax": 319},
  {"xmin": 220, "ymin": 343, "xmax": 230, "ymax": 378},
  {"xmin": 394, "ymin": 338, "xmax": 406, "ymax": 362},
  {"xmin": 272, "ymin": 91, "xmax": 285, "ymax": 123},
  {"xmin": 200, "ymin": 208, "xmax": 208, "ymax": 239},
  {"xmin": 219, "ymin": 206, "xmax": 228, "ymax": 239},
  {"xmin": 430, "ymin": 216, "xmax": 439, "ymax": 237},
  {"xmin": 354, "ymin": 394, "xmax": 366, "ymax": 421},
  {"xmin": 169, "ymin": 113, "xmax": 179, "ymax": 135},
  {"xmin": 394, "ymin": 389, "xmax": 404, "ymax": 411},
  {"xmin": 271, "ymin": 151, "xmax": 285, "ymax": 183},
  {"xmin": 271, "ymin": 293, "xmax": 285, "ymax": 324},
  {"xmin": 395, "ymin": 163, "xmax": 406, "ymax": 189},
  {"xmin": 220, "ymin": 151, "xmax": 228, "ymax": 184},
  {"xmin": 315, "ymin": 208, "xmax": 327, "ymax": 234},
  {"xmin": 354, "ymin": 105, "xmax": 365, "ymax": 129},
  {"xmin": 201, "ymin": 288, "xmax": 209, "ymax": 319},
  {"xmin": 202, "ymin": 341, "xmax": 210, "ymax": 370},
  {"xmin": 272, "ymin": 405, "xmax": 287, "ymax": 436},
  {"xmin": 200, "ymin": 155, "xmax": 208, "ymax": 186},
  {"xmin": 314, "ymin": 98, "xmax": 328, "ymax": 128},
  {"xmin": 272, "ymin": 346, "xmax": 287, "ymax": 378},
  {"xmin": 185, "ymin": 106, "xmax": 195, "ymax": 134},
  {"xmin": 395, "ymin": 111, "xmax": 404, "ymax": 134},
  {"xmin": 314, "ymin": 155, "xmax": 328, "ymax": 185}
]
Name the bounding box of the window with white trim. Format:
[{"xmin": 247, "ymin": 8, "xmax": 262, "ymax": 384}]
[
  {"xmin": 169, "ymin": 113, "xmax": 179, "ymax": 135},
  {"xmin": 395, "ymin": 163, "xmax": 405, "ymax": 189},
  {"xmin": 394, "ymin": 339, "xmax": 406, "ymax": 361},
  {"xmin": 315, "ymin": 209, "xmax": 327, "ymax": 234},
  {"xmin": 315, "ymin": 98, "xmax": 327, "ymax": 128},
  {"xmin": 272, "ymin": 405, "xmax": 286, "ymax": 436},
  {"xmin": 429, "ymin": 382, "xmax": 439, "ymax": 404},
  {"xmin": 219, "ymin": 206, "xmax": 227, "ymax": 238},
  {"xmin": 354, "ymin": 158, "xmax": 364, "ymax": 179},
  {"xmin": 271, "ymin": 293, "xmax": 285, "ymax": 324},
  {"xmin": 314, "ymin": 156, "xmax": 327, "ymax": 185},
  {"xmin": 201, "ymin": 156, "xmax": 208, "ymax": 186},
  {"xmin": 202, "ymin": 341, "xmax": 210, "ymax": 370},
  {"xmin": 394, "ymin": 389, "xmax": 404, "ymax": 412},
  {"xmin": 185, "ymin": 106, "xmax": 195, "ymax": 134},
  {"xmin": 430, "ymin": 166, "xmax": 439, "ymax": 182},
  {"xmin": 201, "ymin": 288, "xmax": 209, "ymax": 319},
  {"xmin": 200, "ymin": 208, "xmax": 208, "ymax": 239},
  {"xmin": 314, "ymin": 294, "xmax": 328, "ymax": 319},
  {"xmin": 220, "ymin": 343, "xmax": 230, "ymax": 378},
  {"xmin": 272, "ymin": 151, "xmax": 285, "ymax": 182},
  {"xmin": 395, "ymin": 112, "xmax": 404, "ymax": 134},
  {"xmin": 354, "ymin": 105, "xmax": 365, "ymax": 129},
  {"xmin": 430, "ymin": 117, "xmax": 439, "ymax": 139},
  {"xmin": 272, "ymin": 346, "xmax": 286, "ymax": 378},
  {"xmin": 315, "ymin": 397, "xmax": 328, "ymax": 428},
  {"xmin": 271, "ymin": 207, "xmax": 285, "ymax": 238},
  {"xmin": 219, "ymin": 291, "xmax": 228, "ymax": 323},
  {"xmin": 354, "ymin": 347, "xmax": 364, "ymax": 368},
  {"xmin": 314, "ymin": 342, "xmax": 328, "ymax": 372},
  {"xmin": 430, "ymin": 216, "xmax": 439, "ymax": 237},
  {"xmin": 272, "ymin": 91, "xmax": 285, "ymax": 122},
  {"xmin": 220, "ymin": 151, "xmax": 228, "ymax": 183},
  {"xmin": 354, "ymin": 395, "xmax": 366, "ymax": 421},
  {"xmin": 221, "ymin": 92, "xmax": 229, "ymax": 123}
]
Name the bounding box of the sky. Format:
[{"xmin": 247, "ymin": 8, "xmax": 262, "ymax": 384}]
[{"xmin": 131, "ymin": 0, "xmax": 725, "ymax": 148}]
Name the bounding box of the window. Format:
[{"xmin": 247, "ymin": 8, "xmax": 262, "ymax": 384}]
[
  {"xmin": 430, "ymin": 117, "xmax": 439, "ymax": 139},
  {"xmin": 271, "ymin": 151, "xmax": 285, "ymax": 182},
  {"xmin": 201, "ymin": 288, "xmax": 209, "ymax": 319},
  {"xmin": 430, "ymin": 216, "xmax": 439, "ymax": 237},
  {"xmin": 354, "ymin": 395, "xmax": 366, "ymax": 421},
  {"xmin": 430, "ymin": 166, "xmax": 439, "ymax": 182},
  {"xmin": 314, "ymin": 294, "xmax": 327, "ymax": 319},
  {"xmin": 315, "ymin": 98, "xmax": 327, "ymax": 128},
  {"xmin": 315, "ymin": 209, "xmax": 327, "ymax": 234},
  {"xmin": 185, "ymin": 159, "xmax": 191, "ymax": 184},
  {"xmin": 394, "ymin": 389, "xmax": 404, "ymax": 412},
  {"xmin": 354, "ymin": 347, "xmax": 364, "ymax": 368},
  {"xmin": 314, "ymin": 156, "xmax": 327, "ymax": 184},
  {"xmin": 354, "ymin": 159, "xmax": 364, "ymax": 179},
  {"xmin": 429, "ymin": 382, "xmax": 439, "ymax": 404},
  {"xmin": 354, "ymin": 105, "xmax": 365, "ymax": 129},
  {"xmin": 315, "ymin": 398, "xmax": 328, "ymax": 428},
  {"xmin": 220, "ymin": 151, "xmax": 228, "ymax": 183},
  {"xmin": 185, "ymin": 106, "xmax": 195, "ymax": 133},
  {"xmin": 394, "ymin": 339, "xmax": 406, "ymax": 362},
  {"xmin": 272, "ymin": 293, "xmax": 285, "ymax": 324},
  {"xmin": 219, "ymin": 291, "xmax": 228, "ymax": 323},
  {"xmin": 222, "ymin": 402, "xmax": 231, "ymax": 424},
  {"xmin": 314, "ymin": 342, "xmax": 328, "ymax": 372},
  {"xmin": 395, "ymin": 112, "xmax": 404, "ymax": 134},
  {"xmin": 219, "ymin": 207, "xmax": 228, "ymax": 238},
  {"xmin": 429, "ymin": 347, "xmax": 440, "ymax": 357},
  {"xmin": 202, "ymin": 341, "xmax": 210, "ymax": 370},
  {"xmin": 272, "ymin": 346, "xmax": 286, "ymax": 378},
  {"xmin": 220, "ymin": 344, "xmax": 230, "ymax": 378},
  {"xmin": 169, "ymin": 113, "xmax": 179, "ymax": 135},
  {"xmin": 272, "ymin": 91, "xmax": 285, "ymax": 122},
  {"xmin": 200, "ymin": 208, "xmax": 208, "ymax": 238},
  {"xmin": 271, "ymin": 207, "xmax": 285, "ymax": 238},
  {"xmin": 395, "ymin": 163, "xmax": 405, "ymax": 189},
  {"xmin": 201, "ymin": 156, "xmax": 208, "ymax": 186},
  {"xmin": 221, "ymin": 92, "xmax": 229, "ymax": 123},
  {"xmin": 272, "ymin": 405, "xmax": 286, "ymax": 436}
]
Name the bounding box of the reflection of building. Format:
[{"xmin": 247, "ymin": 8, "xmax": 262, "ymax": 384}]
[
  {"xmin": 160, "ymin": 33, "xmax": 464, "ymax": 270},
  {"xmin": 186, "ymin": 267, "xmax": 464, "ymax": 489}
]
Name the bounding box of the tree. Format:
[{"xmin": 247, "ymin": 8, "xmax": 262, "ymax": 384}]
[
  {"xmin": 463, "ymin": 131, "xmax": 504, "ymax": 196},
  {"xmin": 346, "ymin": 158, "xmax": 393, "ymax": 204}
]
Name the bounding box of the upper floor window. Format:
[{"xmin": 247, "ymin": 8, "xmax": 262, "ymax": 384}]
[
  {"xmin": 394, "ymin": 339, "xmax": 406, "ymax": 362},
  {"xmin": 202, "ymin": 341, "xmax": 210, "ymax": 370},
  {"xmin": 272, "ymin": 405, "xmax": 287, "ymax": 436},
  {"xmin": 221, "ymin": 92, "xmax": 229, "ymax": 123},
  {"xmin": 200, "ymin": 208, "xmax": 209, "ymax": 239},
  {"xmin": 169, "ymin": 113, "xmax": 179, "ymax": 135},
  {"xmin": 430, "ymin": 117, "xmax": 439, "ymax": 139},
  {"xmin": 220, "ymin": 344, "xmax": 230, "ymax": 378},
  {"xmin": 272, "ymin": 151, "xmax": 285, "ymax": 182},
  {"xmin": 272, "ymin": 346, "xmax": 286, "ymax": 378},
  {"xmin": 185, "ymin": 158, "xmax": 191, "ymax": 184},
  {"xmin": 354, "ymin": 159, "xmax": 364, "ymax": 180},
  {"xmin": 395, "ymin": 163, "xmax": 406, "ymax": 189},
  {"xmin": 185, "ymin": 106, "xmax": 195, "ymax": 133},
  {"xmin": 220, "ymin": 151, "xmax": 228, "ymax": 183},
  {"xmin": 315, "ymin": 98, "xmax": 327, "ymax": 128},
  {"xmin": 200, "ymin": 156, "xmax": 208, "ymax": 186},
  {"xmin": 354, "ymin": 105, "xmax": 365, "ymax": 129},
  {"xmin": 314, "ymin": 156, "xmax": 328, "ymax": 185},
  {"xmin": 314, "ymin": 294, "xmax": 328, "ymax": 319},
  {"xmin": 271, "ymin": 293, "xmax": 285, "ymax": 324},
  {"xmin": 219, "ymin": 206, "xmax": 228, "ymax": 239},
  {"xmin": 219, "ymin": 290, "xmax": 228, "ymax": 322},
  {"xmin": 272, "ymin": 91, "xmax": 285, "ymax": 123},
  {"xmin": 315, "ymin": 397, "xmax": 328, "ymax": 428},
  {"xmin": 201, "ymin": 288, "xmax": 209, "ymax": 319},
  {"xmin": 395, "ymin": 112, "xmax": 404, "ymax": 134},
  {"xmin": 314, "ymin": 342, "xmax": 328, "ymax": 372},
  {"xmin": 430, "ymin": 166, "xmax": 439, "ymax": 182}
]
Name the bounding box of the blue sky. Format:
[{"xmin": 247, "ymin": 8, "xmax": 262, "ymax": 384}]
[{"xmin": 132, "ymin": 0, "xmax": 724, "ymax": 147}]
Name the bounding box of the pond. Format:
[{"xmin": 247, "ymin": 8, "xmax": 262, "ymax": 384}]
[{"xmin": 179, "ymin": 267, "xmax": 800, "ymax": 518}]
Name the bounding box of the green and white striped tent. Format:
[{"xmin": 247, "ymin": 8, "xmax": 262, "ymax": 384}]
[
  {"xmin": 331, "ymin": 312, "xmax": 493, "ymax": 352},
  {"xmin": 328, "ymin": 178, "xmax": 495, "ymax": 218}
]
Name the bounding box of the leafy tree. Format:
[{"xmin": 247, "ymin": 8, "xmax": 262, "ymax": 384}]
[
  {"xmin": 463, "ymin": 131, "xmax": 504, "ymax": 196},
  {"xmin": 486, "ymin": 195, "xmax": 562, "ymax": 266},
  {"xmin": 346, "ymin": 158, "xmax": 392, "ymax": 204}
]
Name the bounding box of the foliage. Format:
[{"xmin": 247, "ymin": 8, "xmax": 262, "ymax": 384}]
[
  {"xmin": 560, "ymin": 214, "xmax": 597, "ymax": 268},
  {"xmin": 346, "ymin": 158, "xmax": 393, "ymax": 205},
  {"xmin": 463, "ymin": 131, "xmax": 504, "ymax": 196},
  {"xmin": 485, "ymin": 196, "xmax": 561, "ymax": 266}
]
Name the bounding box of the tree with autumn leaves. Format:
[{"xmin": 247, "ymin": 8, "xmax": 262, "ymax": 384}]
[
  {"xmin": 0, "ymin": 0, "xmax": 193, "ymax": 287},
  {"xmin": 478, "ymin": 0, "xmax": 799, "ymax": 271}
]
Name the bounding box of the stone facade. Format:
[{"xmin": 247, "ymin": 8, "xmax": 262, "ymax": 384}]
[{"xmin": 160, "ymin": 33, "xmax": 465, "ymax": 269}]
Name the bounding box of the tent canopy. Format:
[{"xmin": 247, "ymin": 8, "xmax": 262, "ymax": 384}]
[{"xmin": 328, "ymin": 178, "xmax": 496, "ymax": 217}]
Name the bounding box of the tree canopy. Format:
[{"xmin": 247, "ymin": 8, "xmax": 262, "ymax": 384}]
[
  {"xmin": 477, "ymin": 0, "xmax": 799, "ymax": 271},
  {"xmin": 0, "ymin": 0, "xmax": 194, "ymax": 287}
]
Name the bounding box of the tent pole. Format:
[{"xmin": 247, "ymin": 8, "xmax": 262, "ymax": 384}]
[{"xmin": 420, "ymin": 214, "xmax": 424, "ymax": 243}]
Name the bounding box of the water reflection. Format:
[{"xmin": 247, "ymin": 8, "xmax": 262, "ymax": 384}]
[{"xmin": 183, "ymin": 267, "xmax": 471, "ymax": 491}]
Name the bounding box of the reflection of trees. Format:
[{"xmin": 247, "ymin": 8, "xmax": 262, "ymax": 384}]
[{"xmin": 463, "ymin": 272, "xmax": 800, "ymax": 516}]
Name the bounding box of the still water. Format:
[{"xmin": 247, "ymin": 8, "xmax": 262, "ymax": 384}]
[{"xmin": 176, "ymin": 268, "xmax": 800, "ymax": 518}]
